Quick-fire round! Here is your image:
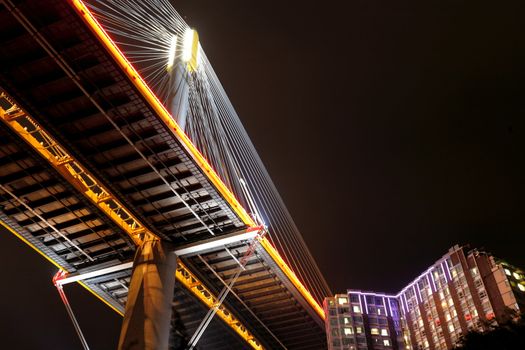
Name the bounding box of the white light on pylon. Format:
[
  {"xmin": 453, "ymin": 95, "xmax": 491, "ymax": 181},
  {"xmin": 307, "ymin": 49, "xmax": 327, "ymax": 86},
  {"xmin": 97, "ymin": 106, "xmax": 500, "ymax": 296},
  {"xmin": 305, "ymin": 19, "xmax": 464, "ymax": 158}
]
[
  {"xmin": 182, "ymin": 29, "xmax": 195, "ymax": 62},
  {"xmin": 167, "ymin": 35, "xmax": 177, "ymax": 71}
]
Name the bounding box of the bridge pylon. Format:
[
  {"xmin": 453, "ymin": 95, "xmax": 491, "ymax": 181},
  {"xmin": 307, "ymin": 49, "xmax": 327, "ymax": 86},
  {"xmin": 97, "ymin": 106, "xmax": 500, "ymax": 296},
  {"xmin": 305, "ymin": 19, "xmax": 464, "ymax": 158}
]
[{"xmin": 118, "ymin": 238, "xmax": 177, "ymax": 350}]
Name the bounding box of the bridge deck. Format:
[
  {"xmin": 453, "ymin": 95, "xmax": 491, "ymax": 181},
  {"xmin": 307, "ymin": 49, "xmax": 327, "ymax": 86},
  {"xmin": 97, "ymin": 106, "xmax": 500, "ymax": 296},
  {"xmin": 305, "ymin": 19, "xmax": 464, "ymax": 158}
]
[{"xmin": 0, "ymin": 0, "xmax": 326, "ymax": 349}]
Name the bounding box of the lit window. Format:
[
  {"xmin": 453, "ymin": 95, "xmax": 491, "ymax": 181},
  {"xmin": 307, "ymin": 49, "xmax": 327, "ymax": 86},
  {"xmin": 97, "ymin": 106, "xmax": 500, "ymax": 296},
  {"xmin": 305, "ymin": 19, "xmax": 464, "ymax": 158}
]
[
  {"xmin": 356, "ymin": 327, "xmax": 363, "ymax": 334},
  {"xmin": 445, "ymin": 312, "xmax": 451, "ymax": 321},
  {"xmin": 371, "ymin": 328, "xmax": 379, "ymax": 335},
  {"xmin": 353, "ymin": 305, "xmax": 361, "ymax": 313},
  {"xmin": 448, "ymin": 324, "xmax": 454, "ymax": 332},
  {"xmin": 513, "ymin": 272, "xmax": 522, "ymax": 280},
  {"xmin": 505, "ymin": 269, "xmax": 511, "ymax": 276},
  {"xmin": 378, "ymin": 308, "xmax": 382, "ymax": 315},
  {"xmin": 383, "ymin": 339, "xmax": 391, "ymax": 346},
  {"xmin": 344, "ymin": 317, "xmax": 351, "ymax": 324},
  {"xmin": 344, "ymin": 327, "xmax": 353, "ymax": 335},
  {"xmin": 381, "ymin": 329, "xmax": 388, "ymax": 336},
  {"xmin": 338, "ymin": 297, "xmax": 349, "ymax": 305},
  {"xmin": 518, "ymin": 284, "xmax": 525, "ymax": 292}
]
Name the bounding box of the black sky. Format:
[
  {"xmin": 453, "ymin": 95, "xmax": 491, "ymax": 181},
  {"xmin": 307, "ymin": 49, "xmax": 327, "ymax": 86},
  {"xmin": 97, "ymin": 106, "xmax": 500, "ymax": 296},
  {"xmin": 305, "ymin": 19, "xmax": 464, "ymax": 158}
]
[{"xmin": 1, "ymin": 0, "xmax": 524, "ymax": 348}]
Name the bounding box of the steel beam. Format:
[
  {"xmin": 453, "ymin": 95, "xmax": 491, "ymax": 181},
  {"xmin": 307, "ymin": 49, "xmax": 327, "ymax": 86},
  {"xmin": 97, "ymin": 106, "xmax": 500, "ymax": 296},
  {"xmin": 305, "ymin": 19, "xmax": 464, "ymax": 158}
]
[
  {"xmin": 67, "ymin": 0, "xmax": 326, "ymax": 322},
  {"xmin": 56, "ymin": 227, "xmax": 261, "ymax": 286},
  {"xmin": 0, "ymin": 91, "xmax": 152, "ymax": 245},
  {"xmin": 0, "ymin": 88, "xmax": 264, "ymax": 349},
  {"xmin": 56, "ymin": 262, "xmax": 134, "ymax": 286}
]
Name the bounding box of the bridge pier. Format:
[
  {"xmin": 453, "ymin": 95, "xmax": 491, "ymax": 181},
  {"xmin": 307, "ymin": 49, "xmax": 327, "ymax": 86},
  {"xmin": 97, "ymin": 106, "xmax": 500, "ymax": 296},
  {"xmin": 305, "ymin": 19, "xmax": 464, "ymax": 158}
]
[{"xmin": 118, "ymin": 237, "xmax": 177, "ymax": 350}]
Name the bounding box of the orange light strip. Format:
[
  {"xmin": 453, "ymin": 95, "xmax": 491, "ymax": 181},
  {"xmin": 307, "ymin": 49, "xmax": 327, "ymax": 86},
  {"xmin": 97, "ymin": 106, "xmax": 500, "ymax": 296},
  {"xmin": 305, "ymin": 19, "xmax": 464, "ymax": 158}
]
[
  {"xmin": 0, "ymin": 92, "xmax": 264, "ymax": 348},
  {"xmin": 69, "ymin": 0, "xmax": 255, "ymax": 229},
  {"xmin": 259, "ymin": 236, "xmax": 325, "ymax": 319},
  {"xmin": 177, "ymin": 261, "xmax": 263, "ymax": 350},
  {"xmin": 68, "ymin": 0, "xmax": 324, "ymax": 321},
  {"xmin": 78, "ymin": 280, "xmax": 125, "ymax": 316},
  {"xmin": 0, "ymin": 92, "xmax": 151, "ymax": 246}
]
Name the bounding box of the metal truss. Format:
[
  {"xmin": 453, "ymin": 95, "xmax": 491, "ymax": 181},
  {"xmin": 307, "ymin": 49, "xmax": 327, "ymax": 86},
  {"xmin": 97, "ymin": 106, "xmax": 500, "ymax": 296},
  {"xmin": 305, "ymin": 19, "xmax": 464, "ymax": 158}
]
[
  {"xmin": 176, "ymin": 260, "xmax": 263, "ymax": 350},
  {"xmin": 0, "ymin": 91, "xmax": 149, "ymax": 246},
  {"xmin": 0, "ymin": 90, "xmax": 264, "ymax": 349},
  {"xmin": 68, "ymin": 0, "xmax": 326, "ymax": 320},
  {"xmin": 1, "ymin": 87, "xmax": 325, "ymax": 323}
]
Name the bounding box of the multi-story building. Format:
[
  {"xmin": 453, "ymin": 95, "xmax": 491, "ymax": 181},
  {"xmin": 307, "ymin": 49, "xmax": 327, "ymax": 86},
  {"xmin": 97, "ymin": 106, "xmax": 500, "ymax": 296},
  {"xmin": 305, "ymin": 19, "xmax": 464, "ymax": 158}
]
[
  {"xmin": 325, "ymin": 292, "xmax": 407, "ymax": 350},
  {"xmin": 324, "ymin": 245, "xmax": 525, "ymax": 350}
]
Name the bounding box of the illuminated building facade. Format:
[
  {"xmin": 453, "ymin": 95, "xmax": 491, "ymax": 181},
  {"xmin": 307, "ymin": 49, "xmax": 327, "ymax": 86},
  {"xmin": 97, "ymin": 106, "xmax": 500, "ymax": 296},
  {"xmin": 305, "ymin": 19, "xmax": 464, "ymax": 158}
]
[
  {"xmin": 324, "ymin": 292, "xmax": 406, "ymax": 350},
  {"xmin": 324, "ymin": 245, "xmax": 525, "ymax": 350}
]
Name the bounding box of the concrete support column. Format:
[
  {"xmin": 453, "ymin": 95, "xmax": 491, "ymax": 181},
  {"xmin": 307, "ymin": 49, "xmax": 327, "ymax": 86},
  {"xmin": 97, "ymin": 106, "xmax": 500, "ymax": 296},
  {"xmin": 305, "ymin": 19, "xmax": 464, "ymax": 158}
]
[{"xmin": 118, "ymin": 238, "xmax": 177, "ymax": 350}]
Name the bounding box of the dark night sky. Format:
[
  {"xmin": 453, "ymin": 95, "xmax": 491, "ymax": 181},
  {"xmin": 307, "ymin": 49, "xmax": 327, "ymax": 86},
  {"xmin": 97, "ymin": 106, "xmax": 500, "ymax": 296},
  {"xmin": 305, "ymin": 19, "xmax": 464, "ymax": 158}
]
[{"xmin": 1, "ymin": 0, "xmax": 524, "ymax": 348}]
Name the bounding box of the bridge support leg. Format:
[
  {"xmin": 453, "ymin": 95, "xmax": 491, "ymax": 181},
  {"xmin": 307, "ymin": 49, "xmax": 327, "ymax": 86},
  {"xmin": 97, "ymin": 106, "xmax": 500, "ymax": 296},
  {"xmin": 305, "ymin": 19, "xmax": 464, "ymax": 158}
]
[{"xmin": 118, "ymin": 238, "xmax": 177, "ymax": 350}]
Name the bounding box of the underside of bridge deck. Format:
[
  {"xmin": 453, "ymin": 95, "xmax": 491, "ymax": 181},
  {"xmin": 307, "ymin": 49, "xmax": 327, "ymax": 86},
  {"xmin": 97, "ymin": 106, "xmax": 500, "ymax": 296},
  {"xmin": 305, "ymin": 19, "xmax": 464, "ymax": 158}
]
[{"xmin": 0, "ymin": 0, "xmax": 328, "ymax": 348}]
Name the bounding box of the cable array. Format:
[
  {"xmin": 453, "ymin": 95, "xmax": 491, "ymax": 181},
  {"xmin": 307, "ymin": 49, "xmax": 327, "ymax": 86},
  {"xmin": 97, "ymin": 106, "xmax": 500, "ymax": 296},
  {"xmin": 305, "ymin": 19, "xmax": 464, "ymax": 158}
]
[{"xmin": 85, "ymin": 0, "xmax": 332, "ymax": 303}]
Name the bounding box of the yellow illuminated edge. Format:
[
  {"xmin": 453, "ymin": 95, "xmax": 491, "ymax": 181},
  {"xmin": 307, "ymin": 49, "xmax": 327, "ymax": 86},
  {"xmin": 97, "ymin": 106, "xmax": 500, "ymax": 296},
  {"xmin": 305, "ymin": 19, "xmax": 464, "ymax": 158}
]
[
  {"xmin": 259, "ymin": 237, "xmax": 325, "ymax": 319},
  {"xmin": 0, "ymin": 92, "xmax": 150, "ymax": 246},
  {"xmin": 78, "ymin": 280, "xmax": 125, "ymax": 316},
  {"xmin": 68, "ymin": 0, "xmax": 325, "ymax": 321},
  {"xmin": 69, "ymin": 0, "xmax": 255, "ymax": 228},
  {"xmin": 177, "ymin": 261, "xmax": 263, "ymax": 349},
  {"xmin": 0, "ymin": 220, "xmax": 124, "ymax": 316},
  {"xmin": 0, "ymin": 219, "xmax": 63, "ymax": 270},
  {"xmin": 0, "ymin": 92, "xmax": 264, "ymax": 348}
]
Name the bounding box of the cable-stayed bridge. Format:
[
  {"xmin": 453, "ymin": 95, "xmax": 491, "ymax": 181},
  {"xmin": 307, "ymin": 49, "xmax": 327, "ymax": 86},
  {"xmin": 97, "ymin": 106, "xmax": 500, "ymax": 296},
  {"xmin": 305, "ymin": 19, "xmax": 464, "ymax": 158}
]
[{"xmin": 0, "ymin": 0, "xmax": 331, "ymax": 348}]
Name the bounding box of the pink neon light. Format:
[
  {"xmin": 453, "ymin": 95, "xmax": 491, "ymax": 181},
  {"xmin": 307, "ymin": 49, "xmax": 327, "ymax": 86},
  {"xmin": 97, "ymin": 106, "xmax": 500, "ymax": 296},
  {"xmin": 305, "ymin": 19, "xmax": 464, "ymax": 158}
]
[
  {"xmin": 415, "ymin": 281, "xmax": 423, "ymax": 303},
  {"xmin": 403, "ymin": 293, "xmax": 409, "ymax": 313},
  {"xmin": 363, "ymin": 294, "xmax": 369, "ymax": 314},
  {"xmin": 425, "ymin": 274, "xmax": 434, "ymax": 295},
  {"xmin": 429, "ymin": 269, "xmax": 438, "ymax": 291},
  {"xmin": 443, "ymin": 259, "xmax": 453, "ymax": 281},
  {"xmin": 349, "ymin": 290, "xmax": 400, "ymax": 316},
  {"xmin": 441, "ymin": 262, "xmax": 449, "ymax": 282}
]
